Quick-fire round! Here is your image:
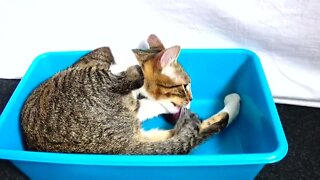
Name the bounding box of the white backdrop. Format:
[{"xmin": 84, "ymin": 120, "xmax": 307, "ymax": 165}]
[{"xmin": 1, "ymin": 0, "xmax": 319, "ymax": 107}]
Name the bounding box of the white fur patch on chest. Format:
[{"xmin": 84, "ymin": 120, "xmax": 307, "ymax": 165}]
[
  {"xmin": 137, "ymin": 99, "xmax": 168, "ymax": 122},
  {"xmin": 135, "ymin": 86, "xmax": 180, "ymax": 122}
]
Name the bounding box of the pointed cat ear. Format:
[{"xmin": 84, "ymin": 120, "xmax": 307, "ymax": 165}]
[
  {"xmin": 148, "ymin": 34, "xmax": 165, "ymax": 50},
  {"xmin": 132, "ymin": 49, "xmax": 155, "ymax": 64},
  {"xmin": 157, "ymin": 46, "xmax": 181, "ymax": 68}
]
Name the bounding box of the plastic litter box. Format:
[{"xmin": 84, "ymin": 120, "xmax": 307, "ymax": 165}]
[{"xmin": 0, "ymin": 49, "xmax": 288, "ymax": 179}]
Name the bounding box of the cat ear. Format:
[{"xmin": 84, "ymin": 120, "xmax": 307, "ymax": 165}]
[
  {"xmin": 148, "ymin": 34, "xmax": 165, "ymax": 50},
  {"xmin": 158, "ymin": 46, "xmax": 181, "ymax": 68},
  {"xmin": 132, "ymin": 49, "xmax": 155, "ymax": 64}
]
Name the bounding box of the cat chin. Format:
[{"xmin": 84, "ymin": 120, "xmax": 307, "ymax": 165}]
[
  {"xmin": 158, "ymin": 101, "xmax": 180, "ymax": 114},
  {"xmin": 161, "ymin": 101, "xmax": 191, "ymax": 124},
  {"xmin": 159, "ymin": 100, "xmax": 191, "ymax": 112}
]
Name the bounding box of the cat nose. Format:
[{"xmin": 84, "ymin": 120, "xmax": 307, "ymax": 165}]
[
  {"xmin": 184, "ymin": 99, "xmax": 192, "ymax": 106},
  {"xmin": 188, "ymin": 93, "xmax": 193, "ymax": 101}
]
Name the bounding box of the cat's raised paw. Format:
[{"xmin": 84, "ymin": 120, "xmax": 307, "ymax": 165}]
[
  {"xmin": 126, "ymin": 65, "xmax": 144, "ymax": 88},
  {"xmin": 174, "ymin": 108, "xmax": 200, "ymax": 135}
]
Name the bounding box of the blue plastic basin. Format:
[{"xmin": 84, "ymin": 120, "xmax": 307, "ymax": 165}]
[{"xmin": 0, "ymin": 49, "xmax": 288, "ymax": 179}]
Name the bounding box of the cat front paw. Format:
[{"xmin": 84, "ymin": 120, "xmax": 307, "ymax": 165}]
[
  {"xmin": 127, "ymin": 65, "xmax": 144, "ymax": 89},
  {"xmin": 174, "ymin": 108, "xmax": 200, "ymax": 135}
]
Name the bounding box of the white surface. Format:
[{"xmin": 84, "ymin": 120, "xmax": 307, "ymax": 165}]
[{"xmin": 1, "ymin": 0, "xmax": 319, "ymax": 107}]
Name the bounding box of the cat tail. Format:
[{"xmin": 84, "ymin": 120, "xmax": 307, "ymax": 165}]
[
  {"xmin": 71, "ymin": 47, "xmax": 115, "ymax": 69},
  {"xmin": 197, "ymin": 93, "xmax": 241, "ymax": 143}
]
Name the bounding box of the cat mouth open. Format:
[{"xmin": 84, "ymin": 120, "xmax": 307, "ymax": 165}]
[
  {"xmin": 163, "ymin": 104, "xmax": 184, "ymax": 125},
  {"xmin": 172, "ymin": 106, "xmax": 183, "ymax": 120}
]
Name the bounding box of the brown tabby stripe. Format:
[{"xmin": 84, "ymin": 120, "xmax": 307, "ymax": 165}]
[
  {"xmin": 58, "ymin": 73, "xmax": 68, "ymax": 94},
  {"xmin": 22, "ymin": 97, "xmax": 34, "ymax": 130},
  {"xmin": 197, "ymin": 113, "xmax": 229, "ymax": 145},
  {"xmin": 52, "ymin": 76, "xmax": 59, "ymax": 90},
  {"xmin": 87, "ymin": 67, "xmax": 100, "ymax": 94},
  {"xmin": 91, "ymin": 68, "xmax": 106, "ymax": 93},
  {"xmin": 96, "ymin": 69, "xmax": 106, "ymax": 84},
  {"xmin": 32, "ymin": 94, "xmax": 42, "ymax": 136}
]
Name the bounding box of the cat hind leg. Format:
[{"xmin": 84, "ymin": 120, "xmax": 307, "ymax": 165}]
[{"xmin": 200, "ymin": 93, "xmax": 240, "ymax": 134}]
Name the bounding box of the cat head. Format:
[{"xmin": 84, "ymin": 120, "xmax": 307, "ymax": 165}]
[{"xmin": 132, "ymin": 34, "xmax": 192, "ymax": 114}]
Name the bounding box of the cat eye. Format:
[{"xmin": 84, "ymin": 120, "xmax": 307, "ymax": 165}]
[
  {"xmin": 157, "ymin": 83, "xmax": 187, "ymax": 89},
  {"xmin": 157, "ymin": 83, "xmax": 181, "ymax": 88}
]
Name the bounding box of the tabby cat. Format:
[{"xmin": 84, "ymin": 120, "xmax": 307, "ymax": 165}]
[{"xmin": 21, "ymin": 34, "xmax": 240, "ymax": 154}]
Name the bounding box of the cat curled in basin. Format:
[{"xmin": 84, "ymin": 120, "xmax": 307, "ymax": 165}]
[{"xmin": 21, "ymin": 34, "xmax": 240, "ymax": 154}]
